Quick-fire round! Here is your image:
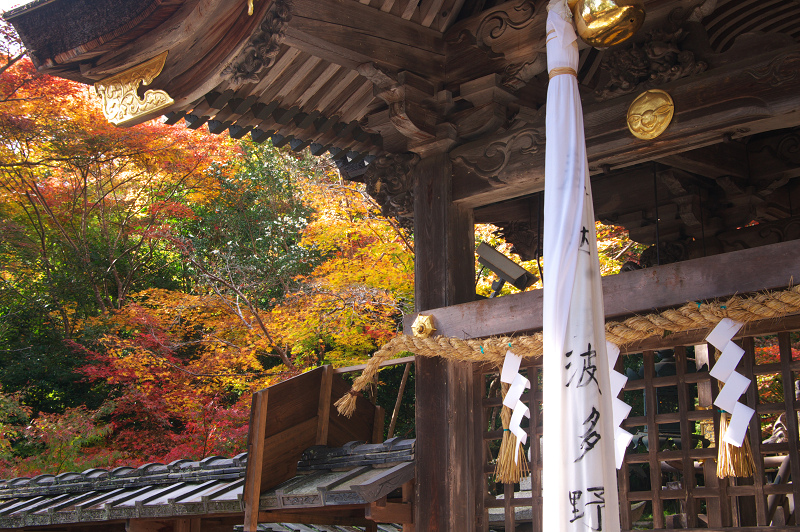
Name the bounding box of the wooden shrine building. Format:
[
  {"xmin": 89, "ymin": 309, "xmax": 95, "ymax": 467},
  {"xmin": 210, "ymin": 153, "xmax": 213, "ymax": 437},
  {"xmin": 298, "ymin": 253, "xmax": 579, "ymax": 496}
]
[{"xmin": 5, "ymin": 0, "xmax": 800, "ymax": 530}]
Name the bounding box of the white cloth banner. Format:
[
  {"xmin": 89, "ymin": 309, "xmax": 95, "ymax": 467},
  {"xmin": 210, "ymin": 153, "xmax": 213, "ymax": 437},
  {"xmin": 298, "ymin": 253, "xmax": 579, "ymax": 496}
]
[{"xmin": 542, "ymin": 2, "xmax": 621, "ymax": 531}]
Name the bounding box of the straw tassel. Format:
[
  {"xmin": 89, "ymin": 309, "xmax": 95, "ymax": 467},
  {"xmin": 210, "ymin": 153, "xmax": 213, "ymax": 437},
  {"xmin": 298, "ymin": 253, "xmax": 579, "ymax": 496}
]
[
  {"xmin": 717, "ymin": 412, "xmax": 755, "ymax": 478},
  {"xmin": 334, "ymin": 389, "xmax": 360, "ymax": 418},
  {"xmin": 494, "ymin": 383, "xmax": 530, "ymax": 484}
]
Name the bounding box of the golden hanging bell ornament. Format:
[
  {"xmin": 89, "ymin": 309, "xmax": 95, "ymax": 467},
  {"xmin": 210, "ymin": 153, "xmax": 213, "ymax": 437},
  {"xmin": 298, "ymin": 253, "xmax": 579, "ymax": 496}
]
[{"xmin": 568, "ymin": 0, "xmax": 645, "ymax": 49}]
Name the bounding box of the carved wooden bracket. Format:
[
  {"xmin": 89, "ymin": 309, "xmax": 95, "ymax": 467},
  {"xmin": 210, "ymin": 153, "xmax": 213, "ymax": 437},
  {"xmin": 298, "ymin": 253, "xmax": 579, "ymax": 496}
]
[
  {"xmin": 94, "ymin": 51, "xmax": 174, "ymax": 126},
  {"xmin": 362, "ymin": 153, "xmax": 420, "ymax": 228},
  {"xmin": 596, "ymin": 26, "xmax": 707, "ymax": 100},
  {"xmin": 451, "ymin": 123, "xmax": 545, "ymax": 186},
  {"xmin": 224, "ymin": 0, "xmax": 292, "ymax": 85},
  {"xmin": 360, "ymin": 64, "xmax": 444, "ymax": 155},
  {"xmin": 445, "ymin": 0, "xmax": 547, "ymax": 90},
  {"xmin": 448, "ymin": 0, "xmax": 539, "ymax": 58},
  {"xmin": 362, "ymin": 64, "xmax": 526, "ymax": 159}
]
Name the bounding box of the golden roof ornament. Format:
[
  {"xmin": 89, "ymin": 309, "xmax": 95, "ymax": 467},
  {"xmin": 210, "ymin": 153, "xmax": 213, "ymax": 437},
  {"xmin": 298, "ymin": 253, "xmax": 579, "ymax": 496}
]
[
  {"xmin": 568, "ymin": 0, "xmax": 645, "ymax": 49},
  {"xmin": 94, "ymin": 51, "xmax": 173, "ymax": 126},
  {"xmin": 627, "ymin": 89, "xmax": 675, "ymax": 140},
  {"xmin": 411, "ymin": 315, "xmax": 436, "ymax": 338}
]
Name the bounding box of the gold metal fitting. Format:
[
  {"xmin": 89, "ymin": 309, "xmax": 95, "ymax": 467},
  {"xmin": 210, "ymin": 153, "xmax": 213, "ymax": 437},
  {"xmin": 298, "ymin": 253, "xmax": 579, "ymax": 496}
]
[
  {"xmin": 94, "ymin": 51, "xmax": 173, "ymax": 126},
  {"xmin": 568, "ymin": 0, "xmax": 645, "ymax": 49},
  {"xmin": 411, "ymin": 315, "xmax": 436, "ymax": 338},
  {"xmin": 627, "ymin": 89, "xmax": 675, "ymax": 140}
]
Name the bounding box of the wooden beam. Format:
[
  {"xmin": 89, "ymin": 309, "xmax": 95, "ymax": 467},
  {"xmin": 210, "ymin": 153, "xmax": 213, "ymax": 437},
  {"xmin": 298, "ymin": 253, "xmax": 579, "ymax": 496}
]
[
  {"xmin": 403, "ymin": 239, "xmax": 800, "ymax": 340},
  {"xmin": 451, "ymin": 45, "xmax": 800, "ymax": 208},
  {"xmin": 256, "ymin": 509, "xmax": 372, "ymax": 526},
  {"xmin": 334, "ymin": 355, "xmax": 415, "ymax": 374},
  {"xmin": 315, "ymin": 365, "xmax": 333, "ymax": 445},
  {"xmin": 412, "ymin": 153, "xmax": 476, "ymax": 531},
  {"xmin": 351, "ymin": 462, "xmax": 415, "ymax": 502},
  {"xmin": 366, "ymin": 500, "xmax": 413, "ymax": 524},
  {"xmin": 657, "ymin": 142, "xmax": 750, "ymax": 179},
  {"xmin": 284, "ymin": 0, "xmax": 445, "ymax": 80},
  {"xmin": 174, "ymin": 519, "xmax": 200, "ymax": 532},
  {"xmin": 242, "ymin": 391, "xmax": 268, "ymax": 532}
]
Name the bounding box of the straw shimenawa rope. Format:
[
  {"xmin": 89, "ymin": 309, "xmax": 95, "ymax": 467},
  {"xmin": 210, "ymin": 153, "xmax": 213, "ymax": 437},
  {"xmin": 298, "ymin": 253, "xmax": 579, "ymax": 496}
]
[
  {"xmin": 334, "ymin": 286, "xmax": 800, "ymax": 417},
  {"xmin": 334, "ymin": 334, "xmax": 543, "ymax": 417}
]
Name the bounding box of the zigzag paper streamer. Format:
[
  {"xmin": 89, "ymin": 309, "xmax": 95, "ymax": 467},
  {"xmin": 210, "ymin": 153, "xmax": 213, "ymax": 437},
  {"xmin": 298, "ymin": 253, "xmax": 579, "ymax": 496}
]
[
  {"xmin": 706, "ymin": 319, "xmax": 753, "ymax": 447},
  {"xmin": 500, "ymin": 350, "xmax": 531, "ymax": 464},
  {"xmin": 607, "ymin": 341, "xmax": 633, "ymax": 468}
]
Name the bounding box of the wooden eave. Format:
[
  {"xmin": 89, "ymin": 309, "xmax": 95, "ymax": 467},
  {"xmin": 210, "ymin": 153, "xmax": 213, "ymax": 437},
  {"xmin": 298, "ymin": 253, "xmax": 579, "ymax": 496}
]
[{"xmin": 6, "ymin": 0, "xmax": 800, "ymax": 212}]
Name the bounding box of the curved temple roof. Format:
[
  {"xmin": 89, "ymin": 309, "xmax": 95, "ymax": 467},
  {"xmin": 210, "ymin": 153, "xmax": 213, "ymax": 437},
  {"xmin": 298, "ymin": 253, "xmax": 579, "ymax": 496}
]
[
  {"xmin": 6, "ymin": 0, "xmax": 800, "ymax": 179},
  {"xmin": 5, "ymin": 0, "xmax": 800, "ymax": 266}
]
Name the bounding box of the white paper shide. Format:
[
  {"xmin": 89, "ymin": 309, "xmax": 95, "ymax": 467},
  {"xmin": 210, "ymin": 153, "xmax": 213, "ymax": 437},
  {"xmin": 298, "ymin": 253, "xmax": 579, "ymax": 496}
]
[{"xmin": 706, "ymin": 318, "xmax": 753, "ymax": 447}]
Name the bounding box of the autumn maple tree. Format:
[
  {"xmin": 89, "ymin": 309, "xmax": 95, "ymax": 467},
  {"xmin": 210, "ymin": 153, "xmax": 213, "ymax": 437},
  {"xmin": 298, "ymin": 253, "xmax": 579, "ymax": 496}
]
[
  {"xmin": 268, "ymin": 162, "xmax": 414, "ymax": 367},
  {"xmin": 0, "ymin": 21, "xmax": 649, "ymax": 478}
]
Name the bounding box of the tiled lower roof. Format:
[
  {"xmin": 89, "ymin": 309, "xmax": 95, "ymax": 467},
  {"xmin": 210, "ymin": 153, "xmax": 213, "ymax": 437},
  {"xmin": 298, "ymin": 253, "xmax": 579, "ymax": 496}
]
[
  {"xmin": 237, "ymin": 524, "xmax": 401, "ymax": 532},
  {"xmin": 0, "ymin": 439, "xmax": 414, "ymax": 530}
]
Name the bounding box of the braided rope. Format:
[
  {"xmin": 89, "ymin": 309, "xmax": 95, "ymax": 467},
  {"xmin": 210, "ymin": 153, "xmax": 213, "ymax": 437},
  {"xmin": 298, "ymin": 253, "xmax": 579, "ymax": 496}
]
[{"xmin": 335, "ymin": 286, "xmax": 800, "ymax": 417}]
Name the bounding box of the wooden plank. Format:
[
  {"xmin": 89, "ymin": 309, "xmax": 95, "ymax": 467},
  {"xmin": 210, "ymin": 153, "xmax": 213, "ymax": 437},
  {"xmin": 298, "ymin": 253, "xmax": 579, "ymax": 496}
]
[
  {"xmin": 334, "ymin": 356, "xmax": 415, "ymax": 374},
  {"xmin": 644, "ymin": 351, "xmax": 665, "ymax": 529},
  {"xmin": 316, "ymin": 365, "xmax": 334, "ymax": 445},
  {"xmin": 243, "ymin": 390, "xmax": 268, "ymax": 532},
  {"xmin": 403, "ymin": 239, "xmax": 800, "ymax": 340},
  {"xmin": 473, "ymin": 369, "xmax": 489, "ymax": 532},
  {"xmin": 503, "ymin": 481, "xmax": 514, "ymax": 531},
  {"xmin": 372, "ymin": 404, "xmax": 385, "ymax": 443},
  {"xmin": 618, "ymin": 461, "xmax": 632, "ymax": 530},
  {"xmin": 528, "ymin": 362, "xmax": 541, "ymax": 530},
  {"xmin": 402, "ymin": 0, "xmax": 421, "ymax": 19},
  {"xmin": 259, "ymin": 416, "xmax": 320, "ymax": 487},
  {"xmin": 126, "ymin": 520, "xmax": 171, "ymax": 532},
  {"xmin": 328, "ymin": 375, "xmax": 383, "ymax": 446},
  {"xmin": 675, "ymin": 346, "xmax": 698, "ymax": 528},
  {"xmin": 257, "ymin": 509, "xmax": 372, "ymax": 526},
  {"xmin": 174, "ymin": 518, "xmax": 201, "ymax": 532},
  {"xmin": 402, "ymin": 480, "xmax": 416, "ymax": 532},
  {"xmin": 352, "ymin": 462, "xmax": 416, "ymax": 502},
  {"xmin": 262, "ymin": 369, "xmax": 323, "ymax": 439},
  {"xmin": 742, "ymin": 337, "xmax": 768, "ymax": 525},
  {"xmin": 366, "ymin": 500, "xmax": 413, "ymax": 523},
  {"xmin": 421, "ymin": 0, "xmax": 445, "ymax": 27},
  {"xmin": 778, "ymin": 331, "xmax": 800, "ymax": 525},
  {"xmin": 284, "ymin": 0, "xmax": 445, "ymax": 80}
]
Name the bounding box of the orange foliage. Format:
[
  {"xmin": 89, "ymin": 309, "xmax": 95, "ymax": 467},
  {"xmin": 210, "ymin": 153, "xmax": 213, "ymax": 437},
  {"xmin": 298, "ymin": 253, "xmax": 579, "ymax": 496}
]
[{"xmin": 269, "ymin": 167, "xmax": 414, "ymax": 367}]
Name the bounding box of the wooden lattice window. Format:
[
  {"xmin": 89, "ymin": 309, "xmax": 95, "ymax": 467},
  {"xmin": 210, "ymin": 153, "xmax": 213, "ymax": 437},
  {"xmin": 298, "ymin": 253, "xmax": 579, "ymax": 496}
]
[{"xmin": 474, "ymin": 318, "xmax": 800, "ymax": 531}]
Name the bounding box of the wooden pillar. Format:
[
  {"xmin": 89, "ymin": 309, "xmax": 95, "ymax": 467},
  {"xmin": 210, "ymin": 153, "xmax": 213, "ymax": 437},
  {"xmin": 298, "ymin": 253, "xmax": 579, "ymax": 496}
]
[{"xmin": 412, "ymin": 152, "xmax": 476, "ymax": 531}]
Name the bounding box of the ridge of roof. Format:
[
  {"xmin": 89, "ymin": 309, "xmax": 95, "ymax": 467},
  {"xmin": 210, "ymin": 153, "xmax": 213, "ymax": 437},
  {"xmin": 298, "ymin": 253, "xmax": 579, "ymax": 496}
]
[
  {"xmin": 2, "ymin": 0, "xmax": 51, "ymax": 20},
  {"xmin": 0, "ymin": 453, "xmax": 249, "ymax": 498},
  {"xmin": 0, "ymin": 439, "xmax": 415, "ymax": 499}
]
